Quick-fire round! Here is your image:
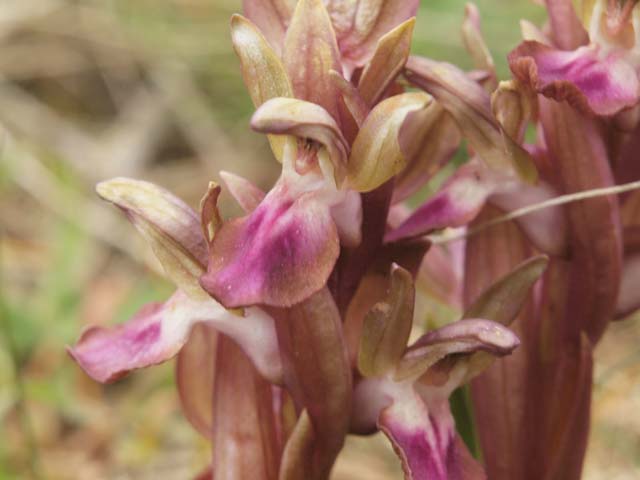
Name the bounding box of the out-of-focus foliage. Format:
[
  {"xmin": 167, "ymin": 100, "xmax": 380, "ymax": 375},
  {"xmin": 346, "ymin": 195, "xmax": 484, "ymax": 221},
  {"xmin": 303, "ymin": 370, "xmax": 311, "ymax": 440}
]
[{"xmin": 0, "ymin": 0, "xmax": 638, "ymax": 478}]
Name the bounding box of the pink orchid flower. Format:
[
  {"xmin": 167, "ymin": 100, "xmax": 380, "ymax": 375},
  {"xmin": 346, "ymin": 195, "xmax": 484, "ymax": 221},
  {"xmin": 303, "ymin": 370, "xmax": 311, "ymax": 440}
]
[
  {"xmin": 350, "ymin": 258, "xmax": 546, "ymax": 480},
  {"xmin": 68, "ymin": 2, "xmax": 544, "ymax": 479},
  {"xmin": 509, "ymin": 0, "xmax": 640, "ymax": 117},
  {"xmin": 200, "ymin": 0, "xmax": 431, "ymax": 308}
]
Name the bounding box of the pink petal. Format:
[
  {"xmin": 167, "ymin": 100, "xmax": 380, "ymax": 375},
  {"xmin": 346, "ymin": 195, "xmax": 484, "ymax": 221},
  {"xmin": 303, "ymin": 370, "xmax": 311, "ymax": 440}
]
[
  {"xmin": 394, "ymin": 318, "xmax": 520, "ymax": 378},
  {"xmin": 389, "ymin": 159, "xmax": 568, "ymax": 256},
  {"xmin": 385, "ymin": 162, "xmax": 495, "ymax": 243},
  {"xmin": 70, "ymin": 290, "xmax": 282, "ymax": 385},
  {"xmin": 200, "ymin": 172, "xmax": 340, "ymax": 308},
  {"xmin": 396, "ymin": 319, "xmax": 520, "ymax": 384},
  {"xmin": 509, "ymin": 41, "xmax": 640, "ymax": 116},
  {"xmin": 69, "ymin": 291, "xmax": 213, "ymax": 383},
  {"xmin": 403, "ymin": 319, "xmax": 520, "ymax": 371},
  {"xmin": 378, "ymin": 390, "xmax": 485, "ymax": 480}
]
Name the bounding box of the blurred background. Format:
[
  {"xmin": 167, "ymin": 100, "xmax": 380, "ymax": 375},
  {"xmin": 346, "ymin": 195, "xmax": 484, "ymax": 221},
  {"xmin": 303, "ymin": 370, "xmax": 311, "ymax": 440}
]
[{"xmin": 0, "ymin": 0, "xmax": 638, "ymax": 478}]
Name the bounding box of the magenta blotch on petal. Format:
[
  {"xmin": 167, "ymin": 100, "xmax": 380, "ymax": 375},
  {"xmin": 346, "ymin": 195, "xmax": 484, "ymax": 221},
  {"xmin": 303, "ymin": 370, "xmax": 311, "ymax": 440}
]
[
  {"xmin": 201, "ymin": 171, "xmax": 341, "ymax": 308},
  {"xmin": 377, "ymin": 388, "xmax": 484, "ymax": 480},
  {"xmin": 509, "ymin": 41, "xmax": 640, "ymax": 116},
  {"xmin": 69, "ymin": 291, "xmax": 214, "ymax": 383},
  {"xmin": 385, "ymin": 162, "xmax": 495, "ymax": 243},
  {"xmin": 70, "ymin": 290, "xmax": 282, "ymax": 385}
]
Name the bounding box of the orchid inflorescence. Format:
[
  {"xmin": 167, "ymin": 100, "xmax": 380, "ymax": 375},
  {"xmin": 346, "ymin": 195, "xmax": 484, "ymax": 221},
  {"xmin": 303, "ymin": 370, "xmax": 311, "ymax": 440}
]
[{"xmin": 68, "ymin": 1, "xmax": 640, "ymax": 479}]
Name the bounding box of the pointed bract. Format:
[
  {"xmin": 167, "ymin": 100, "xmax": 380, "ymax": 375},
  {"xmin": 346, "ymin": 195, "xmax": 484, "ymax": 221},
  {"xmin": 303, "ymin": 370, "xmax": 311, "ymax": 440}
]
[
  {"xmin": 283, "ymin": 0, "xmax": 342, "ymax": 124},
  {"xmin": 539, "ymin": 98, "xmax": 622, "ymax": 342},
  {"xmin": 461, "ymin": 3, "xmax": 495, "ymax": 84},
  {"xmin": 358, "ymin": 18, "xmax": 416, "ymax": 106},
  {"xmin": 358, "ymin": 265, "xmax": 415, "ymax": 377},
  {"xmin": 231, "ymin": 14, "xmax": 294, "ymax": 161},
  {"xmin": 464, "ymin": 255, "xmax": 548, "ymax": 325},
  {"xmin": 200, "ymin": 182, "xmax": 222, "ymax": 247},
  {"xmin": 544, "ymin": 0, "xmax": 588, "ymax": 49}
]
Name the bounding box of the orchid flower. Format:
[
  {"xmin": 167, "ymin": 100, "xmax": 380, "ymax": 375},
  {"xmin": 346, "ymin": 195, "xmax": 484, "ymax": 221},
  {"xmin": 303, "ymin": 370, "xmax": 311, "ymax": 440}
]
[
  {"xmin": 67, "ymin": 2, "xmax": 551, "ymax": 479},
  {"xmin": 68, "ymin": 178, "xmax": 281, "ymax": 385},
  {"xmin": 200, "ymin": 0, "xmax": 430, "ymax": 309},
  {"xmin": 350, "ymin": 258, "xmax": 546, "ymax": 480},
  {"xmin": 67, "ymin": 179, "xmax": 288, "ymax": 477},
  {"xmin": 509, "ymin": 0, "xmax": 640, "ymax": 117}
]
